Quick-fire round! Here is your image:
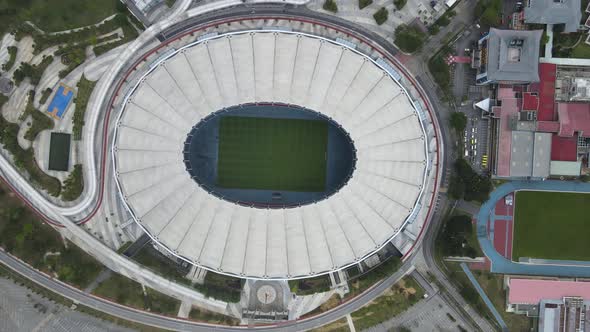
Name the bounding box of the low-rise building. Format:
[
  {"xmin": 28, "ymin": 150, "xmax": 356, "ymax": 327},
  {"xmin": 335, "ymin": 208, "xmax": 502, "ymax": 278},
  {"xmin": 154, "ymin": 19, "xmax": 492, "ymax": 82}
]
[
  {"xmin": 473, "ymin": 28, "xmax": 543, "ymax": 85},
  {"xmin": 524, "ymin": 0, "xmax": 582, "ymax": 33},
  {"xmin": 507, "ymin": 278, "xmax": 590, "ymax": 332}
]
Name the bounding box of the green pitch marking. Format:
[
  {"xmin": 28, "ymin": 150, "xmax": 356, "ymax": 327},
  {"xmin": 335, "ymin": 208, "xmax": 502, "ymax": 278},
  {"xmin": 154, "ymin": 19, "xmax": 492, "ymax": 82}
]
[
  {"xmin": 513, "ymin": 191, "xmax": 590, "ymax": 261},
  {"xmin": 217, "ymin": 116, "xmax": 328, "ymax": 192}
]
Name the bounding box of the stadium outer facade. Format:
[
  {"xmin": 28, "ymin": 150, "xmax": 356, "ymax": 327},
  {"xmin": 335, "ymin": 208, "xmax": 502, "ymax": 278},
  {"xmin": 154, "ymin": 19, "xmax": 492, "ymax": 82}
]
[{"xmin": 111, "ymin": 20, "xmax": 442, "ymax": 280}]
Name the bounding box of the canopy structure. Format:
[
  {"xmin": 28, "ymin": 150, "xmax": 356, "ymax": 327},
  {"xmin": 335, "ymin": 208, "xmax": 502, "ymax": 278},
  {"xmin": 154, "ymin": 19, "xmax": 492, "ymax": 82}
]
[{"xmin": 113, "ymin": 31, "xmax": 431, "ymax": 279}]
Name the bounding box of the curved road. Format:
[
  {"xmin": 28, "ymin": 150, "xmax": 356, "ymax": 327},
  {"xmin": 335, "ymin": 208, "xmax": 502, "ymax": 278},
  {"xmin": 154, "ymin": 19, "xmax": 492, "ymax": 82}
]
[{"xmin": 0, "ymin": 246, "xmax": 417, "ymax": 331}]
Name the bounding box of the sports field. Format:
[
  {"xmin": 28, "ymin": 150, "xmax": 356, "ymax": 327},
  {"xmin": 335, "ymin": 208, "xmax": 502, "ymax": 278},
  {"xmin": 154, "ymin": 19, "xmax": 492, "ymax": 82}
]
[
  {"xmin": 216, "ymin": 116, "xmax": 328, "ymax": 192},
  {"xmin": 48, "ymin": 132, "xmax": 71, "ymax": 171},
  {"xmin": 513, "ymin": 191, "xmax": 590, "ymax": 261}
]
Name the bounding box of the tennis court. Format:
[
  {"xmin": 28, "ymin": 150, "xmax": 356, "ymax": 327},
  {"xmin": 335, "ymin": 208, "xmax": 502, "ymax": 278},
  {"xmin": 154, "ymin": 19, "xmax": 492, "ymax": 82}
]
[
  {"xmin": 216, "ymin": 116, "xmax": 328, "ymax": 192},
  {"xmin": 47, "ymin": 84, "xmax": 74, "ymax": 119},
  {"xmin": 48, "ymin": 132, "xmax": 71, "ymax": 171}
]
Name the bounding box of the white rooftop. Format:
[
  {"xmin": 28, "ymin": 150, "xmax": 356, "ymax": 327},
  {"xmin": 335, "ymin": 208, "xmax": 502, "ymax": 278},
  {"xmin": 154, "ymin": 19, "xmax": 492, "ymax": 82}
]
[{"xmin": 113, "ymin": 31, "xmax": 431, "ymax": 279}]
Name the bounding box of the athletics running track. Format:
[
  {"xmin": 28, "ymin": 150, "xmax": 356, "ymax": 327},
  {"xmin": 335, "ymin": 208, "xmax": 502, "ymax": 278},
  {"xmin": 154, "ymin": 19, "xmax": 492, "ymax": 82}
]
[{"xmin": 477, "ymin": 180, "xmax": 590, "ymax": 277}]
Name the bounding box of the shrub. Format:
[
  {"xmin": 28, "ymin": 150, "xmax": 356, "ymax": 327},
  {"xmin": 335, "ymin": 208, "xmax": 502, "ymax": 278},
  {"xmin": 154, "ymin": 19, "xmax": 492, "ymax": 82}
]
[
  {"xmin": 373, "ymin": 7, "xmax": 389, "ymax": 25},
  {"xmin": 323, "ymin": 0, "xmax": 338, "ymax": 13},
  {"xmin": 39, "ymin": 88, "xmax": 52, "ymax": 105},
  {"xmin": 2, "ymin": 46, "xmax": 17, "ymax": 71},
  {"xmin": 429, "ymin": 25, "xmax": 440, "ymax": 35},
  {"xmin": 61, "ymin": 164, "xmax": 83, "ymax": 201},
  {"xmin": 13, "ymin": 56, "xmax": 53, "ymax": 86},
  {"xmin": 394, "ymin": 0, "xmax": 407, "ymax": 10},
  {"xmin": 73, "ymin": 75, "xmax": 96, "ymax": 140},
  {"xmin": 394, "ymin": 25, "xmax": 426, "ymax": 53},
  {"xmin": 359, "ymin": 0, "xmax": 373, "ymax": 9}
]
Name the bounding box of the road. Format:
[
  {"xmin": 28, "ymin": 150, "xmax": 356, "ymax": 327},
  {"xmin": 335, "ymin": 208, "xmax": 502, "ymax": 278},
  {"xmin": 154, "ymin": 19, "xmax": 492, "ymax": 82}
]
[
  {"xmin": 0, "ymin": 246, "xmax": 417, "ymax": 331},
  {"xmin": 421, "ymin": 197, "xmax": 497, "ymax": 332}
]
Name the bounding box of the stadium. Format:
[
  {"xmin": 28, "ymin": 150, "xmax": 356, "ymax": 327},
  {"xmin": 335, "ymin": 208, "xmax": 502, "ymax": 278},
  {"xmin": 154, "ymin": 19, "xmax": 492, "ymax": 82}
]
[{"xmin": 112, "ymin": 28, "xmax": 440, "ymax": 280}]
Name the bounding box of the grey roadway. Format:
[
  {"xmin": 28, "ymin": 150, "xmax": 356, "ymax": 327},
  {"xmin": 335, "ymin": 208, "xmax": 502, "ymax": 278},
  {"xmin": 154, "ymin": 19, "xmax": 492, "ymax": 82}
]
[{"xmin": 0, "ymin": 246, "xmax": 417, "ymax": 331}]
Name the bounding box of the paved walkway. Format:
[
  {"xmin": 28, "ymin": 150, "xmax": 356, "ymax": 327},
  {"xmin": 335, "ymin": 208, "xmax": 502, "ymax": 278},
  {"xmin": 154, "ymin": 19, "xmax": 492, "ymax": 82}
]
[
  {"xmin": 476, "ymin": 180, "xmax": 590, "ymax": 277},
  {"xmin": 460, "ymin": 263, "xmax": 508, "ymax": 332}
]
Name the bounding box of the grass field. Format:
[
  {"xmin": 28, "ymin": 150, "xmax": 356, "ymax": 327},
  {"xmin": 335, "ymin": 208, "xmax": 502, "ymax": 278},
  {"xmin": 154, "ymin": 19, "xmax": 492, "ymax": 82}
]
[
  {"xmin": 217, "ymin": 116, "xmax": 328, "ymax": 192},
  {"xmin": 513, "ymin": 191, "xmax": 590, "ymax": 261}
]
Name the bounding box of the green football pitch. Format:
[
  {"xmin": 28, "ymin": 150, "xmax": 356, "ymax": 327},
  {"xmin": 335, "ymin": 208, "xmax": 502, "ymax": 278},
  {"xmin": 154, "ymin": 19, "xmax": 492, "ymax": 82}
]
[
  {"xmin": 513, "ymin": 191, "xmax": 590, "ymax": 261},
  {"xmin": 216, "ymin": 116, "xmax": 328, "ymax": 192}
]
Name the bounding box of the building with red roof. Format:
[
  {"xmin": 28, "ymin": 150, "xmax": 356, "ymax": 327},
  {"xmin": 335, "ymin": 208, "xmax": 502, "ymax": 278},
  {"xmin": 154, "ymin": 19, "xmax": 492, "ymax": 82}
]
[{"xmin": 507, "ymin": 278, "xmax": 590, "ymax": 332}]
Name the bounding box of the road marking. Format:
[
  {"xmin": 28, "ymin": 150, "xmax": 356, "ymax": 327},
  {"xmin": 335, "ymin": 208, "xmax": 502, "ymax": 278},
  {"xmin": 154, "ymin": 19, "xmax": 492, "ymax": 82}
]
[{"xmin": 346, "ymin": 314, "xmax": 356, "ymax": 332}]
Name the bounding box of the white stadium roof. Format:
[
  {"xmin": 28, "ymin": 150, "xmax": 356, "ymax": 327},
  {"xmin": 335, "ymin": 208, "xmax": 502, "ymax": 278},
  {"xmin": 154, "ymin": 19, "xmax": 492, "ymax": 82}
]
[{"xmin": 114, "ymin": 31, "xmax": 431, "ymax": 279}]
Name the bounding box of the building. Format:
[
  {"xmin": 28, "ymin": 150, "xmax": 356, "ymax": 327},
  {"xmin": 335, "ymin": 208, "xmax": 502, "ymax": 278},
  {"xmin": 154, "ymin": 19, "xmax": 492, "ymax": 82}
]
[
  {"xmin": 487, "ymin": 63, "xmax": 590, "ymax": 179},
  {"xmin": 473, "ymin": 28, "xmax": 543, "ymax": 85},
  {"xmin": 524, "ymin": 0, "xmax": 582, "ymax": 33},
  {"xmin": 487, "ymin": 87, "xmax": 552, "ymax": 178},
  {"xmin": 507, "ymin": 278, "xmax": 590, "ymax": 332},
  {"xmin": 113, "ymin": 30, "xmax": 439, "ymax": 280}
]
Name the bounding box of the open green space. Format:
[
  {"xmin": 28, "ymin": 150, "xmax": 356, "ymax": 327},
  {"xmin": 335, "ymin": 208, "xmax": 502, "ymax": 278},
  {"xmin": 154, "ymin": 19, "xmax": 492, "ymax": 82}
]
[
  {"xmin": 311, "ymin": 317, "xmax": 350, "ymax": 332},
  {"xmin": 133, "ymin": 246, "xmax": 242, "ymax": 303},
  {"xmin": 0, "ymin": 0, "xmax": 119, "ymax": 35},
  {"xmin": 473, "ymin": 271, "xmax": 535, "ymax": 331},
  {"xmin": 289, "ymin": 274, "xmax": 331, "ymax": 295},
  {"xmin": 513, "ymin": 191, "xmax": 590, "ymax": 261},
  {"xmin": 93, "ymin": 272, "xmax": 146, "ymax": 309},
  {"xmin": 93, "ymin": 272, "xmax": 180, "ymax": 315},
  {"xmin": 347, "ymin": 256, "xmax": 402, "ymax": 298},
  {"xmin": 445, "ymin": 262, "xmax": 533, "ymax": 331},
  {"xmin": 572, "ymin": 42, "xmax": 590, "ymax": 59},
  {"xmin": 0, "ymin": 114, "xmax": 61, "ymax": 196},
  {"xmin": 189, "ymin": 307, "xmax": 240, "ymax": 325},
  {"xmin": 351, "ymin": 276, "xmax": 424, "ymax": 330},
  {"xmin": 0, "ymin": 184, "xmax": 101, "ymax": 288},
  {"xmin": 217, "ymin": 116, "xmax": 328, "ymax": 192},
  {"xmin": 48, "ymin": 132, "xmax": 71, "ymax": 171}
]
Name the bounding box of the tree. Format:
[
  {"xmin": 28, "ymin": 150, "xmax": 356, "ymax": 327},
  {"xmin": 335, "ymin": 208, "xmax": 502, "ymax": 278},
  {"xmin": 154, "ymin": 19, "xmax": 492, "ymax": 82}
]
[
  {"xmin": 323, "ymin": 0, "xmax": 338, "ymax": 13},
  {"xmin": 481, "ymin": 6, "xmax": 500, "ymax": 26},
  {"xmin": 359, "ymin": 0, "xmax": 373, "ymax": 9},
  {"xmin": 394, "ymin": 0, "xmax": 407, "ymax": 10},
  {"xmin": 373, "ymin": 7, "xmax": 389, "ymax": 25},
  {"xmin": 394, "ymin": 24, "xmax": 426, "ymax": 53},
  {"xmin": 453, "ymin": 158, "xmax": 492, "ymax": 202},
  {"xmin": 450, "ymin": 112, "xmax": 467, "ymax": 133}
]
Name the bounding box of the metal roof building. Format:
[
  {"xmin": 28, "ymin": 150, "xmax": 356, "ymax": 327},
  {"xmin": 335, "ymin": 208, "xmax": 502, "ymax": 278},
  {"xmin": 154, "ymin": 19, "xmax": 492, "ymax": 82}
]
[
  {"xmin": 112, "ymin": 31, "xmax": 437, "ymax": 279},
  {"xmin": 524, "ymin": 0, "xmax": 582, "ymax": 33},
  {"xmin": 476, "ymin": 29, "xmax": 543, "ymax": 85}
]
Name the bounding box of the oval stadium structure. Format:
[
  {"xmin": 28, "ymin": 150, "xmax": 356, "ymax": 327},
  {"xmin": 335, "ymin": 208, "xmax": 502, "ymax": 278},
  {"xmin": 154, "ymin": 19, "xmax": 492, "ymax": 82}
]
[{"xmin": 113, "ymin": 29, "xmax": 439, "ymax": 279}]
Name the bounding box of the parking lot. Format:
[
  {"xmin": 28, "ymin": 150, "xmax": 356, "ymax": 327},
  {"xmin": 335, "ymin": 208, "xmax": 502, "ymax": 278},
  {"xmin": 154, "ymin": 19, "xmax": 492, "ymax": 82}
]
[{"xmin": 449, "ymin": 24, "xmax": 492, "ymax": 174}]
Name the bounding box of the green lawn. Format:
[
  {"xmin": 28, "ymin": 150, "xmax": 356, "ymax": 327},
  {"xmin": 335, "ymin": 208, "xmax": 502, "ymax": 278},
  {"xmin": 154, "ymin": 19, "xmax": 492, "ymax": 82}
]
[
  {"xmin": 217, "ymin": 116, "xmax": 328, "ymax": 192},
  {"xmin": 351, "ymin": 276, "xmax": 424, "ymax": 330},
  {"xmin": 15, "ymin": 0, "xmax": 119, "ymax": 32},
  {"xmin": 572, "ymin": 42, "xmax": 590, "ymax": 59},
  {"xmin": 513, "ymin": 191, "xmax": 590, "ymax": 261}
]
